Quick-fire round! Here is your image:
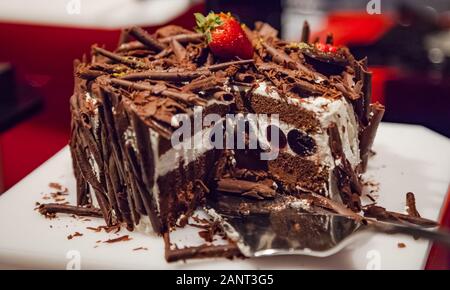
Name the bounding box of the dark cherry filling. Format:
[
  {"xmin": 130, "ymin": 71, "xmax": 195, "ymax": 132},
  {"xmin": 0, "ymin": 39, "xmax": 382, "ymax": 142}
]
[{"xmin": 287, "ymin": 129, "xmax": 317, "ymax": 156}]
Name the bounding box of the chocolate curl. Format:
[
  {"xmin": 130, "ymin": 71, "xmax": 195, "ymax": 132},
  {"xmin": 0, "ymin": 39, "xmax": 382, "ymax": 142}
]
[
  {"xmin": 325, "ymin": 33, "xmax": 334, "ymax": 45},
  {"xmin": 359, "ymin": 102, "xmax": 385, "ymax": 172},
  {"xmin": 129, "ymin": 26, "xmax": 165, "ymax": 52},
  {"xmin": 159, "ymin": 33, "xmax": 204, "ymax": 44},
  {"xmin": 76, "ymin": 67, "xmax": 105, "ymax": 80},
  {"xmin": 300, "ymin": 21, "xmax": 310, "ymax": 43},
  {"xmin": 360, "ymin": 62, "xmax": 373, "ymax": 124},
  {"xmin": 166, "ymin": 244, "xmax": 242, "ymax": 262},
  {"xmin": 293, "ymin": 78, "xmax": 327, "ymax": 96},
  {"xmin": 363, "ymin": 205, "xmax": 438, "ymax": 228},
  {"xmin": 120, "ymin": 70, "xmax": 211, "ymax": 81},
  {"xmin": 110, "ymin": 78, "xmax": 207, "ymax": 106},
  {"xmin": 334, "ymin": 82, "xmax": 360, "ymax": 100},
  {"xmin": 127, "ymin": 111, "xmax": 164, "ymax": 232},
  {"xmin": 92, "ymin": 46, "xmax": 148, "ymax": 69},
  {"xmin": 39, "ymin": 203, "xmax": 103, "ymax": 218},
  {"xmin": 164, "ymin": 232, "xmax": 241, "ymax": 262},
  {"xmin": 154, "ymin": 48, "xmax": 173, "ymax": 60},
  {"xmin": 73, "ymin": 141, "xmax": 114, "ymax": 226},
  {"xmin": 216, "ymin": 178, "xmax": 276, "ymax": 200},
  {"xmin": 94, "ymin": 86, "xmax": 136, "ymax": 230},
  {"xmin": 344, "ymin": 51, "xmax": 371, "ymax": 124},
  {"xmin": 328, "ymin": 123, "xmax": 362, "ymax": 211},
  {"xmin": 73, "ymin": 154, "xmax": 90, "ymax": 206},
  {"xmin": 181, "ymin": 76, "xmax": 226, "ymax": 93},
  {"xmin": 116, "ymin": 41, "xmax": 146, "ymax": 52},
  {"xmin": 70, "ymin": 87, "xmax": 90, "ymax": 206},
  {"xmin": 261, "ymin": 42, "xmax": 317, "ymax": 79},
  {"xmin": 202, "ymin": 59, "xmax": 254, "ymax": 72},
  {"xmin": 170, "ymin": 39, "xmax": 187, "ymax": 62},
  {"xmin": 406, "ymin": 192, "xmax": 421, "ymax": 218},
  {"xmin": 118, "ymin": 28, "xmax": 131, "ymax": 46}
]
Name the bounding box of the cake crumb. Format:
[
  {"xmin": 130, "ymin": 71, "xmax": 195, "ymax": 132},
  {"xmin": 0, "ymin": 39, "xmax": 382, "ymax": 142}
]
[
  {"xmin": 49, "ymin": 182, "xmax": 68, "ymax": 193},
  {"xmin": 67, "ymin": 232, "xmax": 83, "ymax": 240},
  {"xmin": 397, "ymin": 242, "xmax": 406, "ymax": 248}
]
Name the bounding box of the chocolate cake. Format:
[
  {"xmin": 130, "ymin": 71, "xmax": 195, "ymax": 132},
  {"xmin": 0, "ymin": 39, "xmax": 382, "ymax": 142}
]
[{"xmin": 69, "ymin": 16, "xmax": 384, "ymax": 238}]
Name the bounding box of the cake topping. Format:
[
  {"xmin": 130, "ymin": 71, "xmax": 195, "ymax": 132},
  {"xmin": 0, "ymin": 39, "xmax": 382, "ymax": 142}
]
[
  {"xmin": 65, "ymin": 14, "xmax": 388, "ymax": 245},
  {"xmin": 300, "ymin": 21, "xmax": 310, "ymax": 43},
  {"xmin": 92, "ymin": 46, "xmax": 148, "ymax": 69},
  {"xmin": 129, "ymin": 26, "xmax": 165, "ymax": 52},
  {"xmin": 195, "ymin": 12, "xmax": 253, "ymax": 60}
]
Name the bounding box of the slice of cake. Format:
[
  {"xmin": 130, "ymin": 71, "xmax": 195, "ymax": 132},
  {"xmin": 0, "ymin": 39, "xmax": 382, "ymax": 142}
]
[{"xmin": 69, "ymin": 13, "xmax": 384, "ymax": 236}]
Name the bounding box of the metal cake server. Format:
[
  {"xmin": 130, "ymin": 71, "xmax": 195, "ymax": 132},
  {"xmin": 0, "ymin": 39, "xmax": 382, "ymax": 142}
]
[{"xmin": 205, "ymin": 194, "xmax": 450, "ymax": 258}]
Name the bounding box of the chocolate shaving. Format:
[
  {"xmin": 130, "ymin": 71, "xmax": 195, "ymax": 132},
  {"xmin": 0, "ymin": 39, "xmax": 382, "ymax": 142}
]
[
  {"xmin": 76, "ymin": 68, "xmax": 105, "ymax": 80},
  {"xmin": 87, "ymin": 225, "xmax": 121, "ymax": 233},
  {"xmin": 261, "ymin": 42, "xmax": 318, "ymax": 79},
  {"xmin": 159, "ymin": 33, "xmax": 203, "ymax": 44},
  {"xmin": 325, "ymin": 33, "xmax": 334, "ymax": 45},
  {"xmin": 170, "ymin": 39, "xmax": 187, "ymax": 62},
  {"xmin": 181, "ymin": 75, "xmax": 226, "ymax": 93},
  {"xmin": 300, "ymin": 21, "xmax": 310, "ymax": 43},
  {"xmin": 328, "ymin": 123, "xmax": 362, "ymax": 210},
  {"xmin": 164, "ymin": 232, "xmax": 241, "ymax": 262},
  {"xmin": 92, "ymin": 46, "xmax": 148, "ymax": 69},
  {"xmin": 67, "ymin": 232, "xmax": 83, "ymax": 240},
  {"xmin": 216, "ymin": 178, "xmax": 276, "ymax": 200},
  {"xmin": 118, "ymin": 28, "xmax": 131, "ymax": 46},
  {"xmin": 360, "ymin": 102, "xmax": 385, "ymax": 171},
  {"xmin": 202, "ymin": 59, "xmax": 254, "ymax": 72},
  {"xmin": 116, "ymin": 41, "xmax": 145, "ymax": 52},
  {"xmin": 406, "ymin": 192, "xmax": 421, "ymax": 218},
  {"xmin": 302, "ymin": 193, "xmax": 365, "ymax": 223},
  {"xmin": 103, "ymin": 235, "xmax": 132, "ymax": 243},
  {"xmin": 129, "ymin": 26, "xmax": 164, "ymax": 52},
  {"xmin": 121, "ymin": 70, "xmax": 210, "ymax": 81},
  {"xmin": 293, "ymin": 78, "xmax": 327, "ymax": 96},
  {"xmin": 363, "ymin": 205, "xmax": 438, "ymax": 228},
  {"xmin": 39, "ymin": 203, "xmax": 103, "ymax": 218},
  {"xmin": 110, "ymin": 78, "xmax": 207, "ymax": 106}
]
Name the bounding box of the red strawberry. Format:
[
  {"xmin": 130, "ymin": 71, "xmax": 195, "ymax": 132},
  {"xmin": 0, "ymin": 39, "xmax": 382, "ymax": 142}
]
[
  {"xmin": 315, "ymin": 43, "xmax": 339, "ymax": 54},
  {"xmin": 195, "ymin": 12, "xmax": 253, "ymax": 60}
]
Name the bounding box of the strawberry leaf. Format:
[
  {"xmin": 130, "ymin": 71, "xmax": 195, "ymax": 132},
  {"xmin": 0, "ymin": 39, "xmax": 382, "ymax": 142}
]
[
  {"xmin": 194, "ymin": 12, "xmax": 225, "ymax": 43},
  {"xmin": 194, "ymin": 13, "xmax": 206, "ymax": 27}
]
